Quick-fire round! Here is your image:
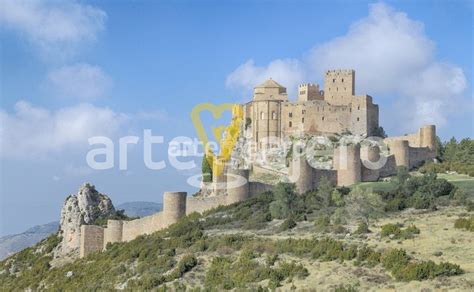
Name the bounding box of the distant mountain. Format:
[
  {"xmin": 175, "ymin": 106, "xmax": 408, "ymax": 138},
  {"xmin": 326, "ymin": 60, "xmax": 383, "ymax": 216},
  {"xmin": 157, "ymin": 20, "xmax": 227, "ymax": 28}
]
[
  {"xmin": 0, "ymin": 221, "xmax": 59, "ymax": 260},
  {"xmin": 0, "ymin": 201, "xmax": 162, "ymax": 260},
  {"xmin": 117, "ymin": 201, "xmax": 163, "ymax": 217}
]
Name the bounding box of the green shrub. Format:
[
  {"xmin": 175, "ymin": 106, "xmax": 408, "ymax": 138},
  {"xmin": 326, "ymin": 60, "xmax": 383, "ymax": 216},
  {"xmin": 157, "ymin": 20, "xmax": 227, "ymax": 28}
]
[
  {"xmin": 454, "ymin": 216, "xmax": 474, "ymax": 232},
  {"xmin": 381, "ymin": 248, "xmax": 410, "ymax": 274},
  {"xmin": 396, "ymin": 260, "xmax": 463, "ymax": 281},
  {"xmin": 279, "ymin": 218, "xmax": 297, "ymax": 231},
  {"xmin": 354, "ymin": 221, "xmax": 370, "ymax": 234},
  {"xmin": 381, "ymin": 223, "xmax": 420, "ymax": 239},
  {"xmin": 269, "ymin": 183, "xmax": 303, "ymax": 219},
  {"xmin": 314, "ymin": 214, "xmax": 331, "ymax": 233},
  {"xmin": 385, "ymin": 198, "xmax": 405, "ymax": 212},
  {"xmin": 380, "ymin": 223, "xmax": 402, "ymax": 238}
]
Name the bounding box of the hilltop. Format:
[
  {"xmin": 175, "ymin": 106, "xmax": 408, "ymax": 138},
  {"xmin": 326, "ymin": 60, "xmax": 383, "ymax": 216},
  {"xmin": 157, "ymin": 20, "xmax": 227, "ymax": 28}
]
[{"xmin": 1, "ymin": 169, "xmax": 473, "ymax": 290}]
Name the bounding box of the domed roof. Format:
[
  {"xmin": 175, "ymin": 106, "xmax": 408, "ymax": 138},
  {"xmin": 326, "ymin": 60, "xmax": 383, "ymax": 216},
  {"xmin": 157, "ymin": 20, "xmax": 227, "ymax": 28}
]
[{"xmin": 255, "ymin": 78, "xmax": 285, "ymax": 89}]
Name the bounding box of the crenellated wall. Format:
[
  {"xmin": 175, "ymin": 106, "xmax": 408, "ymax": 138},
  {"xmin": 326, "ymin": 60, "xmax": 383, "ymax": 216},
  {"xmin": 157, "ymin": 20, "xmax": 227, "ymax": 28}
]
[
  {"xmin": 80, "ymin": 168, "xmax": 255, "ymax": 258},
  {"xmin": 80, "ymin": 125, "xmax": 437, "ymax": 258}
]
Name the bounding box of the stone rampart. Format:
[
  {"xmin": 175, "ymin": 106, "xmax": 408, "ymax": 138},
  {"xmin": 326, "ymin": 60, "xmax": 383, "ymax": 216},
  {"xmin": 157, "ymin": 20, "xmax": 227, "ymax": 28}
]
[{"xmin": 80, "ymin": 225, "xmax": 104, "ymax": 258}]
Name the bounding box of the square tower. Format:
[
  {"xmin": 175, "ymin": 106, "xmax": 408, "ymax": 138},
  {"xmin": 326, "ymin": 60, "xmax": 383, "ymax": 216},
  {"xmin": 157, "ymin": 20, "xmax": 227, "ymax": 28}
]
[
  {"xmin": 324, "ymin": 69, "xmax": 355, "ymax": 106},
  {"xmin": 298, "ymin": 83, "xmax": 323, "ymax": 102}
]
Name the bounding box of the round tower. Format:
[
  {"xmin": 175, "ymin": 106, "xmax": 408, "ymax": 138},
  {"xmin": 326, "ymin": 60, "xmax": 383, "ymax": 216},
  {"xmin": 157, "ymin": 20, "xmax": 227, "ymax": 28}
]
[
  {"xmin": 420, "ymin": 125, "xmax": 436, "ymax": 150},
  {"xmin": 335, "ymin": 144, "xmax": 361, "ymax": 186},
  {"xmin": 212, "ymin": 158, "xmax": 227, "ymax": 194},
  {"xmin": 361, "ymin": 145, "xmax": 381, "ymax": 181},
  {"xmin": 361, "ymin": 145, "xmax": 381, "ymax": 167},
  {"xmin": 226, "ymin": 168, "xmax": 250, "ymax": 204},
  {"xmin": 289, "ymin": 153, "xmax": 313, "ymax": 194},
  {"xmin": 389, "ymin": 140, "xmax": 409, "ymax": 167},
  {"xmin": 103, "ymin": 219, "xmax": 123, "ymax": 249},
  {"xmin": 163, "ymin": 192, "xmax": 187, "ymax": 225}
]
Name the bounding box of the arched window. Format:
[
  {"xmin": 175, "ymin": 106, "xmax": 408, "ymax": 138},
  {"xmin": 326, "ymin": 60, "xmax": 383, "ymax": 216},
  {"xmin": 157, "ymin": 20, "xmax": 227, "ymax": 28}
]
[
  {"xmin": 322, "ymin": 116, "xmax": 325, "ymax": 121},
  {"xmin": 260, "ymin": 112, "xmax": 265, "ymax": 120},
  {"xmin": 289, "ymin": 121, "xmax": 292, "ymax": 127},
  {"xmin": 289, "ymin": 112, "xmax": 293, "ymax": 118},
  {"xmin": 272, "ymin": 111, "xmax": 277, "ymax": 119}
]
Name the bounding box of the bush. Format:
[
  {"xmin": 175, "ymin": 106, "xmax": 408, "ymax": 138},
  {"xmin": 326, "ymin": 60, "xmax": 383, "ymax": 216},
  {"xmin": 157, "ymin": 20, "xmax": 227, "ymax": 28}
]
[
  {"xmin": 381, "ymin": 249, "xmax": 410, "ymax": 274},
  {"xmin": 279, "ymin": 218, "xmax": 297, "ymax": 232},
  {"xmin": 354, "ymin": 221, "xmax": 370, "ymax": 234},
  {"xmin": 454, "ymin": 216, "xmax": 474, "ymax": 232},
  {"xmin": 385, "ymin": 198, "xmax": 405, "ymax": 212},
  {"xmin": 269, "ymin": 183, "xmax": 303, "ymax": 219},
  {"xmin": 314, "ymin": 214, "xmax": 331, "ymax": 233},
  {"xmin": 380, "ymin": 223, "xmax": 402, "ymax": 238},
  {"xmin": 396, "ymin": 261, "xmax": 463, "ymax": 281},
  {"xmin": 381, "ymin": 224, "xmax": 420, "ymax": 240}
]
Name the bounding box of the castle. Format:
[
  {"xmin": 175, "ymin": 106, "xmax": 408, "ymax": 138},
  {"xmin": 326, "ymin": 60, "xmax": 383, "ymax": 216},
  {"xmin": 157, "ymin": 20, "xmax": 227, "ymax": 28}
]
[
  {"xmin": 243, "ymin": 69, "xmax": 379, "ymax": 149},
  {"xmin": 79, "ymin": 69, "xmax": 437, "ymax": 258}
]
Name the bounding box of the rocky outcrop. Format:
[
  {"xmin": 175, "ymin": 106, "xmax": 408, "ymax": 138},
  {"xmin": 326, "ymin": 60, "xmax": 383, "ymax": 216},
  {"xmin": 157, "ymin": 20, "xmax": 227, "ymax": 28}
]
[{"xmin": 53, "ymin": 183, "xmax": 115, "ymax": 259}]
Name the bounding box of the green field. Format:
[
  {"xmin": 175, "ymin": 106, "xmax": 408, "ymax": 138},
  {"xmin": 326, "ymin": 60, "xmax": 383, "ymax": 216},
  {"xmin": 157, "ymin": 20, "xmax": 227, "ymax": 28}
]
[
  {"xmin": 437, "ymin": 173, "xmax": 474, "ymax": 197},
  {"xmin": 354, "ymin": 172, "xmax": 474, "ymax": 197}
]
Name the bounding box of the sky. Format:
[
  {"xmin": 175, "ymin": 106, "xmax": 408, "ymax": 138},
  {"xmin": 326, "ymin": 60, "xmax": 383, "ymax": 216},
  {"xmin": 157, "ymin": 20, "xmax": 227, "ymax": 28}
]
[{"xmin": 0, "ymin": 0, "xmax": 472, "ymax": 236}]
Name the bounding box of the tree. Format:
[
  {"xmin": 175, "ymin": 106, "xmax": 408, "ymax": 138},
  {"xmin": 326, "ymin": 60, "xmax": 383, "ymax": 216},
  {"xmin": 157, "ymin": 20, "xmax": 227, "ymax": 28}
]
[
  {"xmin": 344, "ymin": 186, "xmax": 384, "ymax": 223},
  {"xmin": 202, "ymin": 154, "xmax": 213, "ymax": 183},
  {"xmin": 435, "ymin": 136, "xmax": 444, "ymax": 159},
  {"xmin": 373, "ymin": 126, "xmax": 387, "ymax": 138},
  {"xmin": 269, "ymin": 183, "xmax": 302, "ymax": 219}
]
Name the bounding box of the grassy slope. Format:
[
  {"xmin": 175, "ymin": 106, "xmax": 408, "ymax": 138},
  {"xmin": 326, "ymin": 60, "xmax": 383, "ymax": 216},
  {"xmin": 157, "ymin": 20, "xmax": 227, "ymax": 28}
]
[{"xmin": 1, "ymin": 173, "xmax": 473, "ymax": 290}]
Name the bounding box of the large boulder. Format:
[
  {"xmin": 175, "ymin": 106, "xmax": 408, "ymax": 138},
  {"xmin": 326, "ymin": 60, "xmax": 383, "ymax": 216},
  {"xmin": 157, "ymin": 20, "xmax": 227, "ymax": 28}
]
[{"xmin": 53, "ymin": 183, "xmax": 115, "ymax": 259}]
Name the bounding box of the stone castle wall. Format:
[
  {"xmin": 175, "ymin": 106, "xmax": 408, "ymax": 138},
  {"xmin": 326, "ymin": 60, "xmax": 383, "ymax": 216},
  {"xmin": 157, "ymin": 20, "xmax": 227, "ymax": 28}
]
[
  {"xmin": 80, "ymin": 169, "xmax": 256, "ymax": 258},
  {"xmin": 80, "ymin": 225, "xmax": 104, "ymax": 258},
  {"xmin": 244, "ymin": 69, "xmax": 380, "ymax": 150}
]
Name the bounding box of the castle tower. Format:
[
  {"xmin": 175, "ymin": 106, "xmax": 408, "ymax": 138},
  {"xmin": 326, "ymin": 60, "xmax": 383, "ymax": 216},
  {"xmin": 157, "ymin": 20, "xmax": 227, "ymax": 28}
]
[
  {"xmin": 324, "ymin": 69, "xmax": 355, "ymax": 106},
  {"xmin": 289, "ymin": 153, "xmax": 314, "ymax": 194},
  {"xmin": 80, "ymin": 225, "xmax": 104, "ymax": 258},
  {"xmin": 251, "ymin": 79, "xmax": 287, "ymax": 150},
  {"xmin": 389, "ymin": 140, "xmax": 410, "ymax": 167},
  {"xmin": 420, "ymin": 125, "xmax": 436, "ymax": 150},
  {"xmin": 334, "ymin": 144, "xmax": 361, "ymax": 186},
  {"xmin": 163, "ymin": 192, "xmax": 187, "ymax": 225},
  {"xmin": 103, "ymin": 220, "xmax": 123, "ymax": 249},
  {"xmin": 212, "ymin": 157, "xmax": 227, "ymax": 194},
  {"xmin": 298, "ymin": 83, "xmax": 323, "ymax": 102},
  {"xmin": 226, "ymin": 168, "xmax": 250, "ymax": 204},
  {"xmin": 361, "ymin": 145, "xmax": 381, "ymax": 181}
]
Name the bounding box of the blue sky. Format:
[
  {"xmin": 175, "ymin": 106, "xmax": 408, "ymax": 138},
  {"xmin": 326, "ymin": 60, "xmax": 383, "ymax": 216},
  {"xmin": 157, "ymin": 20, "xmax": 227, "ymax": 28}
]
[{"xmin": 0, "ymin": 0, "xmax": 472, "ymax": 236}]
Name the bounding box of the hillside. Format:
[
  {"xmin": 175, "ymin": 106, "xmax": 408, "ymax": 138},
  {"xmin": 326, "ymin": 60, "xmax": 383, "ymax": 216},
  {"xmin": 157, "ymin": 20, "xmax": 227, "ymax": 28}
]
[
  {"xmin": 1, "ymin": 170, "xmax": 473, "ymax": 290},
  {"xmin": 0, "ymin": 222, "xmax": 59, "ymax": 261},
  {"xmin": 0, "ymin": 201, "xmax": 162, "ymax": 262}
]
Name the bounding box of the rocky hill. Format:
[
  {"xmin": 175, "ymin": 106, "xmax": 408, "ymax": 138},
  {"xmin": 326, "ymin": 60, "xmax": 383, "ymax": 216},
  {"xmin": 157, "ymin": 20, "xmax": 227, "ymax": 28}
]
[
  {"xmin": 0, "ymin": 201, "xmax": 162, "ymax": 261},
  {"xmin": 53, "ymin": 183, "xmax": 116, "ymax": 260},
  {"xmin": 0, "ymin": 171, "xmax": 473, "ymax": 290}
]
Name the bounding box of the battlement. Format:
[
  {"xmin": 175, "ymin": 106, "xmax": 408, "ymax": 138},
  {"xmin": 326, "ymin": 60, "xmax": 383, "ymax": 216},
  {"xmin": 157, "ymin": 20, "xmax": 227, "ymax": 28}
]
[
  {"xmin": 80, "ymin": 167, "xmax": 264, "ymax": 258},
  {"xmin": 324, "ymin": 69, "xmax": 355, "ymax": 106},
  {"xmin": 298, "ymin": 83, "xmax": 323, "ymax": 102}
]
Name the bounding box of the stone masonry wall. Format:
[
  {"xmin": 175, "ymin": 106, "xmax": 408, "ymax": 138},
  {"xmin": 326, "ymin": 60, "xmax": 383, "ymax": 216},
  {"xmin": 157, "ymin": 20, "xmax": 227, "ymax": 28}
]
[{"xmin": 80, "ymin": 225, "xmax": 104, "ymax": 258}]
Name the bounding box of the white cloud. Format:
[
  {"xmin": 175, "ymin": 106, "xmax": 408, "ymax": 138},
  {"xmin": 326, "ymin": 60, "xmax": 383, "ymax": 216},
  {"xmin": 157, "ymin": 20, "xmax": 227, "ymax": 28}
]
[
  {"xmin": 226, "ymin": 3, "xmax": 468, "ymax": 132},
  {"xmin": 0, "ymin": 101, "xmax": 127, "ymax": 158},
  {"xmin": 47, "ymin": 63, "xmax": 112, "ymax": 100},
  {"xmin": 226, "ymin": 59, "xmax": 305, "ymax": 97},
  {"xmin": 0, "ymin": 0, "xmax": 106, "ymax": 57}
]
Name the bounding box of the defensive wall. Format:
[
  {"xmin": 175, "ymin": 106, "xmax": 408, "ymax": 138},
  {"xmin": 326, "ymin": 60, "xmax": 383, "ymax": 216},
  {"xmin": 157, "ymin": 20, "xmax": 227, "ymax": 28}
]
[
  {"xmin": 289, "ymin": 125, "xmax": 437, "ymax": 192},
  {"xmin": 79, "ymin": 169, "xmax": 272, "ymax": 258},
  {"xmin": 80, "ymin": 124, "xmax": 437, "ymax": 258}
]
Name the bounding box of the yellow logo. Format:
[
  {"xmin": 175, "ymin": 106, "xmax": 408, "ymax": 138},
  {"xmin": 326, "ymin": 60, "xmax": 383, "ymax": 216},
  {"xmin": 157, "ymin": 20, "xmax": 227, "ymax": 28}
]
[{"xmin": 191, "ymin": 103, "xmax": 243, "ymax": 177}]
